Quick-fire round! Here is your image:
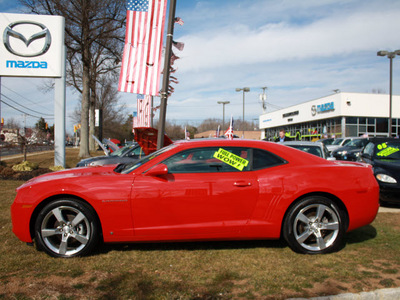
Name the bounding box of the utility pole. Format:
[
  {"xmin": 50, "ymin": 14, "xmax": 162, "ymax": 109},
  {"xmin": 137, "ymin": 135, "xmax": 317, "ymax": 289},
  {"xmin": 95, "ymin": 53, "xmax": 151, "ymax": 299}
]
[{"xmin": 157, "ymin": 0, "xmax": 177, "ymax": 149}]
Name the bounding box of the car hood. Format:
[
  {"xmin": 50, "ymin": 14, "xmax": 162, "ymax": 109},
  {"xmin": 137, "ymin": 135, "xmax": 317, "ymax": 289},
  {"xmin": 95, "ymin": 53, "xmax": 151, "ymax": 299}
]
[
  {"xmin": 92, "ymin": 135, "xmax": 110, "ymax": 155},
  {"xmin": 133, "ymin": 127, "xmax": 173, "ymax": 155},
  {"xmin": 18, "ymin": 165, "xmax": 118, "ymax": 189},
  {"xmin": 332, "ymin": 146, "xmax": 361, "ymax": 153}
]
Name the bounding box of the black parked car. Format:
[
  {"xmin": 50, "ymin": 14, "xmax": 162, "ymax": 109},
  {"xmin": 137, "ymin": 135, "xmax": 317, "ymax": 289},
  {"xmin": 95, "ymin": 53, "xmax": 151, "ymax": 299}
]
[
  {"xmin": 358, "ymin": 138, "xmax": 400, "ymax": 204},
  {"xmin": 331, "ymin": 138, "xmax": 369, "ymax": 161},
  {"xmin": 76, "ymin": 142, "xmax": 145, "ymax": 167}
]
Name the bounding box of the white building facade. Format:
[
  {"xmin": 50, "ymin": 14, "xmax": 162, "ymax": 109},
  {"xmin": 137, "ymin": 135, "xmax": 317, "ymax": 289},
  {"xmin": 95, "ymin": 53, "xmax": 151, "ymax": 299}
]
[{"xmin": 259, "ymin": 92, "xmax": 400, "ymax": 141}]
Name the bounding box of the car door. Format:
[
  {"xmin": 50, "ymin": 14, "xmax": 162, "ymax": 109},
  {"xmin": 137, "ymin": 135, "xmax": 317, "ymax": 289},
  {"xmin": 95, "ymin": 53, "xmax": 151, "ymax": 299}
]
[{"xmin": 130, "ymin": 147, "xmax": 259, "ymax": 239}]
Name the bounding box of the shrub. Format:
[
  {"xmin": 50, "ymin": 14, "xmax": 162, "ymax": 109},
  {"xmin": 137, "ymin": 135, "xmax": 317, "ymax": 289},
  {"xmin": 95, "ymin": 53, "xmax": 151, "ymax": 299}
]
[{"xmin": 12, "ymin": 161, "xmax": 39, "ymax": 172}]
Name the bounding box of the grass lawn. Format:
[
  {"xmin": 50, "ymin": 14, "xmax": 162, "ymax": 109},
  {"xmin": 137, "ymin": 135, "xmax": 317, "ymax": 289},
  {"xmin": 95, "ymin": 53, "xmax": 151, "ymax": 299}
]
[{"xmin": 1, "ymin": 149, "xmax": 400, "ymax": 299}]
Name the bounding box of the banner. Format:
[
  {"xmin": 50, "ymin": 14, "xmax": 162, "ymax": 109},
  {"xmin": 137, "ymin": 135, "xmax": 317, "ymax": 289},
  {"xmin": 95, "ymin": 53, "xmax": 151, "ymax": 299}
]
[{"xmin": 118, "ymin": 0, "xmax": 167, "ymax": 95}]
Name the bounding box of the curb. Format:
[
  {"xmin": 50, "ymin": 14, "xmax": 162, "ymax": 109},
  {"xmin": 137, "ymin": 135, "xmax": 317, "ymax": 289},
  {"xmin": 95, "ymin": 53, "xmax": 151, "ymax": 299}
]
[
  {"xmin": 287, "ymin": 287, "xmax": 400, "ymax": 300},
  {"xmin": 0, "ymin": 150, "xmax": 54, "ymax": 161}
]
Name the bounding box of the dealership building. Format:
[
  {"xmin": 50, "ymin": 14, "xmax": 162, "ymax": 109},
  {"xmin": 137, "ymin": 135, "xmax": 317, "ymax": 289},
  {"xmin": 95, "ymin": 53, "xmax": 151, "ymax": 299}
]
[{"xmin": 259, "ymin": 92, "xmax": 400, "ymax": 141}]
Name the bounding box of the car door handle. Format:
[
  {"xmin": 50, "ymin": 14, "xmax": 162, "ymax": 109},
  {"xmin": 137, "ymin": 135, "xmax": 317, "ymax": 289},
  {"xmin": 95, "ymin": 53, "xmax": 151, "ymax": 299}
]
[{"xmin": 234, "ymin": 181, "xmax": 252, "ymax": 187}]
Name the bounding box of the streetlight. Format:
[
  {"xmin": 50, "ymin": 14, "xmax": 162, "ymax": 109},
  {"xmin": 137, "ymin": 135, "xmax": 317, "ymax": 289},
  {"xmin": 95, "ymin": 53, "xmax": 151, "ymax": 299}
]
[
  {"xmin": 217, "ymin": 101, "xmax": 230, "ymax": 131},
  {"xmin": 235, "ymin": 87, "xmax": 250, "ymax": 137},
  {"xmin": 377, "ymin": 49, "xmax": 400, "ymax": 136}
]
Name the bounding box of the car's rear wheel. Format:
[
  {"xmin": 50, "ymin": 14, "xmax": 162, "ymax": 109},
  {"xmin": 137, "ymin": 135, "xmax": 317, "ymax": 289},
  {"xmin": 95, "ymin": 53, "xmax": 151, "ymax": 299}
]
[
  {"xmin": 34, "ymin": 199, "xmax": 99, "ymax": 258},
  {"xmin": 283, "ymin": 196, "xmax": 345, "ymax": 254}
]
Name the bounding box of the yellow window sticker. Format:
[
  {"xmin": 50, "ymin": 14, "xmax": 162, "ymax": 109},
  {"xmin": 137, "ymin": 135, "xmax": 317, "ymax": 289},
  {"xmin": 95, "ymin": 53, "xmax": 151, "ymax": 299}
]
[
  {"xmin": 377, "ymin": 147, "xmax": 399, "ymax": 157},
  {"xmin": 377, "ymin": 143, "xmax": 388, "ymax": 150},
  {"xmin": 213, "ymin": 148, "xmax": 249, "ymax": 171}
]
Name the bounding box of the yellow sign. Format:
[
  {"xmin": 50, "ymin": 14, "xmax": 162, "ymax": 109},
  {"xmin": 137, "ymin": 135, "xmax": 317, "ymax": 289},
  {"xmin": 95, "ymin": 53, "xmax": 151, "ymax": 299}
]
[
  {"xmin": 377, "ymin": 147, "xmax": 399, "ymax": 157},
  {"xmin": 213, "ymin": 148, "xmax": 249, "ymax": 171},
  {"xmin": 376, "ymin": 142, "xmax": 399, "ymax": 157}
]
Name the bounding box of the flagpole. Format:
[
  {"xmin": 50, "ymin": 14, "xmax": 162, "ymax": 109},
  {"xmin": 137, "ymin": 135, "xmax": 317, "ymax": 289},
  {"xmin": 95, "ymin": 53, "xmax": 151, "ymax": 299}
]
[{"xmin": 157, "ymin": 0, "xmax": 177, "ymax": 150}]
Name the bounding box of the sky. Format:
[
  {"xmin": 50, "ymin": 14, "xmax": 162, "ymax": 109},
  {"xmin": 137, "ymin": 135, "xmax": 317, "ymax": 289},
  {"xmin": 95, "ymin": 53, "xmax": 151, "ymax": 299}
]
[{"xmin": 1, "ymin": 0, "xmax": 400, "ymax": 134}]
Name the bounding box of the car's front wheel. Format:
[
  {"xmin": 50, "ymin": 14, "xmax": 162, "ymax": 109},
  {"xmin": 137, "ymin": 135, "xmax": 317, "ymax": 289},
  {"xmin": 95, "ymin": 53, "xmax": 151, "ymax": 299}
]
[
  {"xmin": 283, "ymin": 196, "xmax": 346, "ymax": 254},
  {"xmin": 34, "ymin": 199, "xmax": 99, "ymax": 258}
]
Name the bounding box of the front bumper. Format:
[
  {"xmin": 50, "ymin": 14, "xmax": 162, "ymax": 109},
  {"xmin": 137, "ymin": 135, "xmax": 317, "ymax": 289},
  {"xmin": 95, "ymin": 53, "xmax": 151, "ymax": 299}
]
[{"xmin": 379, "ymin": 187, "xmax": 400, "ymax": 203}]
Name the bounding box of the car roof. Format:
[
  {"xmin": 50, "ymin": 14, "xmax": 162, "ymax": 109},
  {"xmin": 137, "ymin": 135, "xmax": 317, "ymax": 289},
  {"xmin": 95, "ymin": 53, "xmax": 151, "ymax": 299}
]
[
  {"xmin": 367, "ymin": 137, "xmax": 400, "ymax": 143},
  {"xmin": 283, "ymin": 141, "xmax": 322, "ymax": 146}
]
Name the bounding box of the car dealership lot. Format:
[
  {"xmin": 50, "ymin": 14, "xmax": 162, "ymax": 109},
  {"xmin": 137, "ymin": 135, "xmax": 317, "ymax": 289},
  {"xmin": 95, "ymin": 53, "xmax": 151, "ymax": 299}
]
[{"xmin": 1, "ymin": 148, "xmax": 400, "ymax": 299}]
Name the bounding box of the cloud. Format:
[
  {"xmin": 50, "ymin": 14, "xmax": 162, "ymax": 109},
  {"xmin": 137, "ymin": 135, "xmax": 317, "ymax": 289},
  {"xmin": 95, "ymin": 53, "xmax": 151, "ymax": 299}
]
[{"xmin": 178, "ymin": 8, "xmax": 400, "ymax": 72}]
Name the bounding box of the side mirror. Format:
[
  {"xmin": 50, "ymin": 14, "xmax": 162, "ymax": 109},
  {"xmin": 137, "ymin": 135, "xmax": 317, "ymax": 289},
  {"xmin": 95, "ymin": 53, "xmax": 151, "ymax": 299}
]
[{"xmin": 145, "ymin": 163, "xmax": 168, "ymax": 176}]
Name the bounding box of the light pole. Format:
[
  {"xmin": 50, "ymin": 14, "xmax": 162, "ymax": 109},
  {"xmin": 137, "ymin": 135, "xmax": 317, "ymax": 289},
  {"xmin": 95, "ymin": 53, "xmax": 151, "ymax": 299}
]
[
  {"xmin": 217, "ymin": 101, "xmax": 230, "ymax": 131},
  {"xmin": 235, "ymin": 87, "xmax": 250, "ymax": 137},
  {"xmin": 377, "ymin": 50, "xmax": 400, "ymax": 137}
]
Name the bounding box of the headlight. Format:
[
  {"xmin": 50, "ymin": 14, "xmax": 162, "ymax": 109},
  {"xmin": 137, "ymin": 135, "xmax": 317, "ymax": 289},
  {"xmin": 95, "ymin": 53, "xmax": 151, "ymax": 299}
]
[
  {"xmin": 337, "ymin": 151, "xmax": 347, "ymax": 155},
  {"xmin": 376, "ymin": 174, "xmax": 397, "ymax": 184}
]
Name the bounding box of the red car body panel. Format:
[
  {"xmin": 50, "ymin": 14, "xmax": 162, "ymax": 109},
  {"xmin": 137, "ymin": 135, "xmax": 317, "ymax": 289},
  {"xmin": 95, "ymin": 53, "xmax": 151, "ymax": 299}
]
[{"xmin": 11, "ymin": 140, "xmax": 379, "ymax": 245}]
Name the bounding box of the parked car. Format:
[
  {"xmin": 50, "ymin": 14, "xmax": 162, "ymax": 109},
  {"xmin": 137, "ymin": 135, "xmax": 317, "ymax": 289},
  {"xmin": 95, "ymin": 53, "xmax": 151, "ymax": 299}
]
[
  {"xmin": 283, "ymin": 141, "xmax": 335, "ymax": 160},
  {"xmin": 76, "ymin": 128, "xmax": 173, "ymax": 167},
  {"xmin": 12, "ymin": 139, "xmax": 379, "ymax": 258},
  {"xmin": 76, "ymin": 142, "xmax": 145, "ymax": 167},
  {"xmin": 318, "ymin": 138, "xmax": 335, "ymax": 146},
  {"xmin": 331, "ymin": 138, "xmax": 369, "ymax": 161},
  {"xmin": 326, "ymin": 137, "xmax": 354, "ymax": 154},
  {"xmin": 358, "ymin": 138, "xmax": 400, "ymax": 204}
]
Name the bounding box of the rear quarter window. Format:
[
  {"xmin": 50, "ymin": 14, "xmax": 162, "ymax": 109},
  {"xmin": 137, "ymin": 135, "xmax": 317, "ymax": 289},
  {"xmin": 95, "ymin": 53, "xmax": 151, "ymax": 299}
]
[{"xmin": 252, "ymin": 148, "xmax": 286, "ymax": 170}]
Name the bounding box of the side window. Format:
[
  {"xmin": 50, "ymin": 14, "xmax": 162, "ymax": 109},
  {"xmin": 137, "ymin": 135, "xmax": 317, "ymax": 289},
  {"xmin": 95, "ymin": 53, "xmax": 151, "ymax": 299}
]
[
  {"xmin": 163, "ymin": 147, "xmax": 250, "ymax": 173},
  {"xmin": 363, "ymin": 142, "xmax": 374, "ymax": 156},
  {"xmin": 253, "ymin": 148, "xmax": 285, "ymax": 170}
]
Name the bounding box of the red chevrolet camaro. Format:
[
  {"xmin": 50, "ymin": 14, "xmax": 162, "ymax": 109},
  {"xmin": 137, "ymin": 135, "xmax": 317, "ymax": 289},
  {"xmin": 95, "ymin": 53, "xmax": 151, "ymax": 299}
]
[{"xmin": 11, "ymin": 139, "xmax": 379, "ymax": 257}]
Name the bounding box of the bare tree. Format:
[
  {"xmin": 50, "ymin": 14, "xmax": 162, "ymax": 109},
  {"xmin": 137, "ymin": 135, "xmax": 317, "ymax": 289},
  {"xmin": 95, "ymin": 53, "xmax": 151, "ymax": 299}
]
[
  {"xmin": 4, "ymin": 118, "xmax": 21, "ymax": 130},
  {"xmin": 19, "ymin": 0, "xmax": 126, "ymax": 158},
  {"xmin": 70, "ymin": 75, "xmax": 129, "ymax": 142}
]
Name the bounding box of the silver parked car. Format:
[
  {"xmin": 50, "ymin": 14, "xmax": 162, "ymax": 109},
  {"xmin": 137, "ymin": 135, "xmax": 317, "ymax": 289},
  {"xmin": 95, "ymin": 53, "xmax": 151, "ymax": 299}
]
[
  {"xmin": 326, "ymin": 137, "xmax": 356, "ymax": 154},
  {"xmin": 283, "ymin": 141, "xmax": 335, "ymax": 160}
]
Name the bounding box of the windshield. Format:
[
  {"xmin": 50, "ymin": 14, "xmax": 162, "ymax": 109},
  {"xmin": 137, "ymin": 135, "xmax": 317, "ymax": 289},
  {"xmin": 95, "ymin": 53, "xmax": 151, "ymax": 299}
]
[
  {"xmin": 110, "ymin": 145, "xmax": 133, "ymax": 157},
  {"xmin": 374, "ymin": 141, "xmax": 400, "ymax": 160},
  {"xmin": 320, "ymin": 139, "xmax": 334, "ymax": 145},
  {"xmin": 331, "ymin": 138, "xmax": 343, "ymax": 145},
  {"xmin": 347, "ymin": 139, "xmax": 367, "ymax": 147},
  {"xmin": 118, "ymin": 144, "xmax": 177, "ymax": 174}
]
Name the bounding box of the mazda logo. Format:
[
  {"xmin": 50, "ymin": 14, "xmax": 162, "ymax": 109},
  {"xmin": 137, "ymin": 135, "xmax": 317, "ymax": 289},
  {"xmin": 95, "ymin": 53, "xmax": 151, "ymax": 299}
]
[
  {"xmin": 311, "ymin": 105, "xmax": 317, "ymax": 116},
  {"xmin": 3, "ymin": 20, "xmax": 51, "ymax": 57}
]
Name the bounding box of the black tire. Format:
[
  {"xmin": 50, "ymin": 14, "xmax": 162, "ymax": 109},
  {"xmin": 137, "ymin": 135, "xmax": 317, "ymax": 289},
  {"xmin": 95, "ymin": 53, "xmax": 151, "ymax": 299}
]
[
  {"xmin": 34, "ymin": 199, "xmax": 99, "ymax": 258},
  {"xmin": 283, "ymin": 196, "xmax": 346, "ymax": 254}
]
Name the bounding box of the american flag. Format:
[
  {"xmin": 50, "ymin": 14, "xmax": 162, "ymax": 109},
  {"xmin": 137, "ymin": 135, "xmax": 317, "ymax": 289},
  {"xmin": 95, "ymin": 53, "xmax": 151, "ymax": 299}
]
[
  {"xmin": 174, "ymin": 17, "xmax": 184, "ymax": 26},
  {"xmin": 224, "ymin": 116, "xmax": 234, "ymax": 140},
  {"xmin": 185, "ymin": 126, "xmax": 190, "ymax": 140},
  {"xmin": 136, "ymin": 94, "xmax": 151, "ymax": 127},
  {"xmin": 215, "ymin": 125, "xmax": 220, "ymax": 138},
  {"xmin": 118, "ymin": 0, "xmax": 167, "ymax": 95}
]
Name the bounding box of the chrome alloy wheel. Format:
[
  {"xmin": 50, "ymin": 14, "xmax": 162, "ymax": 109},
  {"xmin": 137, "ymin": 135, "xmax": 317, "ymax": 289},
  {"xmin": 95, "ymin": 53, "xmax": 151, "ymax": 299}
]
[
  {"xmin": 293, "ymin": 203, "xmax": 340, "ymax": 252},
  {"xmin": 40, "ymin": 206, "xmax": 91, "ymax": 256}
]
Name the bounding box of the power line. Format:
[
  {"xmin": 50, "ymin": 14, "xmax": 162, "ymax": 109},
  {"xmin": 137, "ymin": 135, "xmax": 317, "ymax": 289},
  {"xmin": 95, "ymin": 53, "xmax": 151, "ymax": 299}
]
[
  {"xmin": 0, "ymin": 99, "xmax": 54, "ymax": 119},
  {"xmin": 2, "ymin": 84, "xmax": 53, "ymax": 114},
  {"xmin": 1, "ymin": 93, "xmax": 54, "ymax": 117}
]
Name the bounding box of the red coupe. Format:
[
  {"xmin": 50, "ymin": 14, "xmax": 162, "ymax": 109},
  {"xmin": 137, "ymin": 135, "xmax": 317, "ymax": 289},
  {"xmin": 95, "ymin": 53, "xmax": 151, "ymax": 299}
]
[{"xmin": 11, "ymin": 139, "xmax": 379, "ymax": 257}]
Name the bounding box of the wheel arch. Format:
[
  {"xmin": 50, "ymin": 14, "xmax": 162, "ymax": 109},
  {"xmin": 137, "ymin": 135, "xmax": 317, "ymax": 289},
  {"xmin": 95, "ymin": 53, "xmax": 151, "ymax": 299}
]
[
  {"xmin": 281, "ymin": 192, "xmax": 349, "ymax": 237},
  {"xmin": 29, "ymin": 194, "xmax": 103, "ymax": 242}
]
